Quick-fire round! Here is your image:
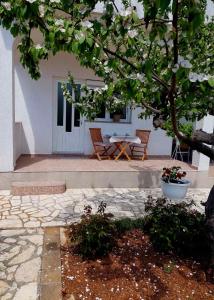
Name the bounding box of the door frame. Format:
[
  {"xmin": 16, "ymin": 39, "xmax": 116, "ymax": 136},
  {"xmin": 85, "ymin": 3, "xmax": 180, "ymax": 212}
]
[{"xmin": 52, "ymin": 76, "xmax": 85, "ymax": 154}]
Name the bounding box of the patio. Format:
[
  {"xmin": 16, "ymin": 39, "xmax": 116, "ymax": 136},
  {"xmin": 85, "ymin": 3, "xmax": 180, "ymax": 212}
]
[
  {"xmin": 15, "ymin": 154, "xmax": 195, "ymax": 173},
  {"xmin": 0, "ymin": 154, "xmax": 212, "ymax": 190}
]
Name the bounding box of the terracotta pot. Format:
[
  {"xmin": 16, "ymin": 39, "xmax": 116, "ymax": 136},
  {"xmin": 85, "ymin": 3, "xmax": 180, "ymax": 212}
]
[{"xmin": 113, "ymin": 114, "xmax": 121, "ymax": 122}]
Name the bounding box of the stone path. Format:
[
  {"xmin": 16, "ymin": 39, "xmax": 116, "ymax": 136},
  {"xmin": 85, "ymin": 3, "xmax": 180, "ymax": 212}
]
[
  {"xmin": 0, "ymin": 228, "xmax": 43, "ymax": 300},
  {"xmin": 0, "ymin": 188, "xmax": 210, "ymax": 299},
  {"xmin": 0, "ymin": 188, "xmax": 210, "ymax": 228}
]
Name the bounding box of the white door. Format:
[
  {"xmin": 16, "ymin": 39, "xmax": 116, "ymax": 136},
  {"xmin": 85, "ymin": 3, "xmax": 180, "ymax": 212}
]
[{"xmin": 53, "ymin": 81, "xmax": 84, "ymax": 153}]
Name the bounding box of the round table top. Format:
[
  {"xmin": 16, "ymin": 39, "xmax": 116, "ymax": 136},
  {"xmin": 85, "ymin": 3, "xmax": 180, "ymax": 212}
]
[{"xmin": 109, "ymin": 135, "xmax": 141, "ymax": 144}]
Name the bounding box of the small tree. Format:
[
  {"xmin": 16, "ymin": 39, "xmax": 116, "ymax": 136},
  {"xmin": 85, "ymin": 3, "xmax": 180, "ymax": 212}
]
[{"xmin": 0, "ymin": 0, "xmax": 213, "ymax": 157}]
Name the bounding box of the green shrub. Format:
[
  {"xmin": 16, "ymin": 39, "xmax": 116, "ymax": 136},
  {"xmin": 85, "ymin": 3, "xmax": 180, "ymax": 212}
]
[
  {"xmin": 114, "ymin": 217, "xmax": 145, "ymax": 234},
  {"xmin": 144, "ymin": 197, "xmax": 207, "ymax": 257},
  {"xmin": 69, "ymin": 202, "xmax": 116, "ymax": 259}
]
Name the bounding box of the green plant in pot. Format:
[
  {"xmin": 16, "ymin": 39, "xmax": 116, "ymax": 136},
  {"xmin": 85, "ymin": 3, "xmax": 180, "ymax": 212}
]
[
  {"xmin": 161, "ymin": 166, "xmax": 191, "ymax": 200},
  {"xmin": 111, "ymin": 109, "xmax": 123, "ymax": 122}
]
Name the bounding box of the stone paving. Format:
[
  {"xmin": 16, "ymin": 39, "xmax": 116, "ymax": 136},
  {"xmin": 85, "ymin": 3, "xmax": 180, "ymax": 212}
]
[
  {"xmin": 0, "ymin": 188, "xmax": 210, "ymax": 228},
  {"xmin": 0, "ymin": 228, "xmax": 43, "ymax": 300},
  {"xmin": 0, "ymin": 188, "xmax": 211, "ymax": 299}
]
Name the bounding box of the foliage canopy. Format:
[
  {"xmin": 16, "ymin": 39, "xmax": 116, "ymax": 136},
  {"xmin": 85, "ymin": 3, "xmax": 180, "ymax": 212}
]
[{"xmin": 0, "ymin": 0, "xmax": 214, "ymax": 157}]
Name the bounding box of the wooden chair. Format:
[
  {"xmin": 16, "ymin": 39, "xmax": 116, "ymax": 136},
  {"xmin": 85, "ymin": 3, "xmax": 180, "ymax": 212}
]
[
  {"xmin": 130, "ymin": 130, "xmax": 151, "ymax": 160},
  {"xmin": 89, "ymin": 128, "xmax": 112, "ymax": 160}
]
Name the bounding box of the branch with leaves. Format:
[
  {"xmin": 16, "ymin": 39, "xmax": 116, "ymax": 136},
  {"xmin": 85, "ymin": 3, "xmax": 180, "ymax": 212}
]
[{"xmin": 0, "ymin": 0, "xmax": 213, "ymax": 158}]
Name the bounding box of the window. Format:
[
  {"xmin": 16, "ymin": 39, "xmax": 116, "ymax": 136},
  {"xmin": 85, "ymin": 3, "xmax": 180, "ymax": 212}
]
[
  {"xmin": 74, "ymin": 84, "xmax": 81, "ymax": 127},
  {"xmin": 57, "ymin": 82, "xmax": 82, "ymax": 133},
  {"xmin": 96, "ymin": 103, "xmax": 106, "ymax": 119},
  {"xmin": 86, "ymin": 80, "xmax": 131, "ymax": 123},
  {"xmin": 95, "ymin": 106, "xmax": 131, "ymax": 123},
  {"xmin": 65, "ymin": 83, "xmax": 72, "ymax": 132},
  {"xmin": 57, "ymin": 82, "xmax": 64, "ymax": 126}
]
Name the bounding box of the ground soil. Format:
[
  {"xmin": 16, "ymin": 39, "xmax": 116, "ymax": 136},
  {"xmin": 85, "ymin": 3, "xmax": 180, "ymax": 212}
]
[{"xmin": 61, "ymin": 229, "xmax": 214, "ymax": 300}]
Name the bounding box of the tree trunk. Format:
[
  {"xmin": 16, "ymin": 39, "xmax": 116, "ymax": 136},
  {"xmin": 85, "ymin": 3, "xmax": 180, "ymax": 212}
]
[
  {"xmin": 193, "ymin": 130, "xmax": 214, "ymax": 146},
  {"xmin": 152, "ymin": 116, "xmax": 214, "ymax": 159},
  {"xmin": 178, "ymin": 134, "xmax": 214, "ymax": 160},
  {"xmin": 204, "ymin": 186, "xmax": 214, "ymax": 282}
]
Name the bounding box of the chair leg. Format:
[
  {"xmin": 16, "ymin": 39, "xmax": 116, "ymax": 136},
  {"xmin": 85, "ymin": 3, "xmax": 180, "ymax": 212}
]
[
  {"xmin": 103, "ymin": 146, "xmax": 112, "ymax": 157},
  {"xmin": 129, "ymin": 146, "xmax": 133, "ymax": 158},
  {"xmin": 144, "ymin": 148, "xmax": 148, "ymax": 160},
  {"xmin": 94, "ymin": 146, "xmax": 112, "ymax": 160},
  {"xmin": 96, "ymin": 152, "xmax": 102, "ymax": 161}
]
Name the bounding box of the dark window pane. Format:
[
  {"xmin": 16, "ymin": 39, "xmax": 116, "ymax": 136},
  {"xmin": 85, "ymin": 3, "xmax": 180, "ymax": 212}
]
[
  {"xmin": 66, "ymin": 83, "xmax": 72, "ymax": 132},
  {"xmin": 110, "ymin": 107, "xmax": 127, "ymax": 119},
  {"xmin": 57, "ymin": 82, "xmax": 64, "ymax": 126},
  {"xmin": 74, "ymin": 84, "xmax": 81, "ymax": 127},
  {"xmin": 96, "ymin": 103, "xmax": 106, "ymax": 118}
]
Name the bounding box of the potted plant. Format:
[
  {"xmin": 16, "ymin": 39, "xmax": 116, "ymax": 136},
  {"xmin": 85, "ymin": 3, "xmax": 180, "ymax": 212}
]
[
  {"xmin": 161, "ymin": 166, "xmax": 191, "ymax": 200},
  {"xmin": 112, "ymin": 110, "xmax": 122, "ymax": 122}
]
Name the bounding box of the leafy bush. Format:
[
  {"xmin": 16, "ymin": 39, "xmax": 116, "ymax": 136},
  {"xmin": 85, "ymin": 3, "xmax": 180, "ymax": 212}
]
[
  {"xmin": 114, "ymin": 217, "xmax": 145, "ymax": 234},
  {"xmin": 144, "ymin": 196, "xmax": 207, "ymax": 257},
  {"xmin": 69, "ymin": 202, "xmax": 116, "ymax": 259},
  {"xmin": 69, "ymin": 196, "xmax": 207, "ymax": 261}
]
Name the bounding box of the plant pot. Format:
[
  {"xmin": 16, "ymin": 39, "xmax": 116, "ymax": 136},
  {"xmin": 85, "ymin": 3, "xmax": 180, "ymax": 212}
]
[
  {"xmin": 112, "ymin": 114, "xmax": 121, "ymax": 122},
  {"xmin": 161, "ymin": 179, "xmax": 191, "ymax": 200}
]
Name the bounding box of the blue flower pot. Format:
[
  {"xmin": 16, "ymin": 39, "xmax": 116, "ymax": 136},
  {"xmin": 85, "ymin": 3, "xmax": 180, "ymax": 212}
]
[{"xmin": 161, "ymin": 179, "xmax": 191, "ymax": 200}]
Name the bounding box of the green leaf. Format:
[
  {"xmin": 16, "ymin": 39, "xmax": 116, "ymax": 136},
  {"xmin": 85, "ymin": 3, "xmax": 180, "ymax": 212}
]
[
  {"xmin": 79, "ymin": 35, "xmax": 85, "ymax": 44},
  {"xmin": 143, "ymin": 60, "xmax": 153, "ymax": 79},
  {"xmin": 208, "ymin": 78, "xmax": 214, "ymax": 87},
  {"xmin": 86, "ymin": 36, "xmax": 93, "ymax": 47},
  {"xmin": 72, "ymin": 42, "xmax": 79, "ymax": 52},
  {"xmin": 159, "ymin": 0, "xmax": 171, "ymax": 13}
]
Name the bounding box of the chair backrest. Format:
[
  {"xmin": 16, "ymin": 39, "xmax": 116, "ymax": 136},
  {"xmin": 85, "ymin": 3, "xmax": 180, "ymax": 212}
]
[
  {"xmin": 89, "ymin": 128, "xmax": 103, "ymax": 145},
  {"xmin": 136, "ymin": 130, "xmax": 151, "ymax": 145}
]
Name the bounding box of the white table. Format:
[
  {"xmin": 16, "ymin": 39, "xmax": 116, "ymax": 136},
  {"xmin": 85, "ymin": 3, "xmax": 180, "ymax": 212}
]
[{"xmin": 109, "ymin": 136, "xmax": 141, "ymax": 160}]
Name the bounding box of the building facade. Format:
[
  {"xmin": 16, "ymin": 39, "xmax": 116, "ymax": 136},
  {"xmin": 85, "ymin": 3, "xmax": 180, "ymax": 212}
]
[{"xmin": 0, "ymin": 0, "xmax": 214, "ymax": 173}]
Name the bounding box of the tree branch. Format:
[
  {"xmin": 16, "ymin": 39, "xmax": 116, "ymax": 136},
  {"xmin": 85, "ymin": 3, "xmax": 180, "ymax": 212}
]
[
  {"xmin": 111, "ymin": 0, "xmax": 119, "ymax": 13},
  {"xmin": 193, "ymin": 130, "xmax": 214, "ymax": 146},
  {"xmin": 142, "ymin": 102, "xmax": 161, "ymax": 114},
  {"xmin": 180, "ymin": 135, "xmax": 214, "ymax": 160},
  {"xmin": 103, "ymin": 47, "xmax": 138, "ymax": 70},
  {"xmin": 163, "ymin": 38, "xmax": 169, "ymax": 58},
  {"xmin": 168, "ymin": 0, "xmax": 180, "ymax": 138}
]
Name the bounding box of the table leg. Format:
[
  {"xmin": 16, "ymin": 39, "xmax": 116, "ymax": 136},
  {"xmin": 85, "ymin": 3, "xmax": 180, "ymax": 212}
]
[{"xmin": 115, "ymin": 143, "xmax": 131, "ymax": 161}]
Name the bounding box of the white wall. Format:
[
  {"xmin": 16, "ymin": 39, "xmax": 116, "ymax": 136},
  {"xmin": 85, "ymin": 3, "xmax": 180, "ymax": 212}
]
[
  {"xmin": 14, "ymin": 35, "xmax": 172, "ymax": 158},
  {"xmin": 14, "ymin": 50, "xmax": 99, "ymax": 155},
  {"xmin": 192, "ymin": 115, "xmax": 214, "ymax": 171},
  {"xmin": 0, "ymin": 28, "xmax": 15, "ymax": 171},
  {"xmin": 14, "ymin": 122, "xmax": 23, "ymax": 160},
  {"xmin": 14, "ymin": 52, "xmax": 172, "ymax": 157}
]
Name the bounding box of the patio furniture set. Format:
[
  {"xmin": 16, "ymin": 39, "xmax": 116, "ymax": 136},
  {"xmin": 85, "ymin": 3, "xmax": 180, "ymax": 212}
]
[{"xmin": 89, "ymin": 128, "xmax": 151, "ymax": 161}]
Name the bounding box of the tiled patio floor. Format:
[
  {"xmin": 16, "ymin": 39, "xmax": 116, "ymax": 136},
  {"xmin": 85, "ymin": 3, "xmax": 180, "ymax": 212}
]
[
  {"xmin": 209, "ymin": 165, "xmax": 214, "ymax": 176},
  {"xmin": 15, "ymin": 155, "xmax": 196, "ymax": 172}
]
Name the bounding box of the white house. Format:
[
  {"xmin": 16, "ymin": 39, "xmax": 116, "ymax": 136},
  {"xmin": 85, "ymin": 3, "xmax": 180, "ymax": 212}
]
[
  {"xmin": 0, "ymin": 28, "xmax": 174, "ymax": 172},
  {"xmin": 0, "ymin": 1, "xmax": 213, "ymax": 173}
]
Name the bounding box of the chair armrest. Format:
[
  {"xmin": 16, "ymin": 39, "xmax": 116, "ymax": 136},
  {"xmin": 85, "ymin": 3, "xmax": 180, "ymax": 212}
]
[{"xmin": 94, "ymin": 142, "xmax": 111, "ymax": 147}]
